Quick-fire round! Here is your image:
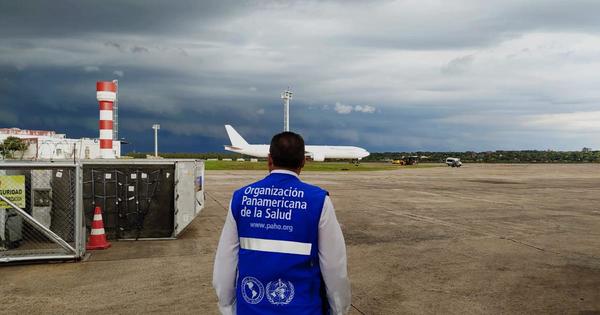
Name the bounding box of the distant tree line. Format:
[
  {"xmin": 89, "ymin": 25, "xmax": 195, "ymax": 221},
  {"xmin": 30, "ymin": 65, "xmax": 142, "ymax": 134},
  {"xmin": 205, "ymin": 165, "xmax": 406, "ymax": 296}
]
[
  {"xmin": 126, "ymin": 152, "xmax": 252, "ymax": 160},
  {"xmin": 362, "ymin": 150, "xmax": 600, "ymax": 163},
  {"xmin": 126, "ymin": 149, "xmax": 600, "ymax": 163}
]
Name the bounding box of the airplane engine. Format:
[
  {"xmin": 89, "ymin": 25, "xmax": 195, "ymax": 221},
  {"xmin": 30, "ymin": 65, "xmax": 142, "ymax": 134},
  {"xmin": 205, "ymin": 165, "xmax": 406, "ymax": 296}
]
[{"xmin": 311, "ymin": 152, "xmax": 325, "ymax": 162}]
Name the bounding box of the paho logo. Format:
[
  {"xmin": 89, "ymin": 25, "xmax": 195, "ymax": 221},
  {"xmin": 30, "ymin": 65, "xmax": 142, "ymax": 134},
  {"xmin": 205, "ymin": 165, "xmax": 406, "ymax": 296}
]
[{"xmin": 241, "ymin": 276, "xmax": 264, "ymax": 304}]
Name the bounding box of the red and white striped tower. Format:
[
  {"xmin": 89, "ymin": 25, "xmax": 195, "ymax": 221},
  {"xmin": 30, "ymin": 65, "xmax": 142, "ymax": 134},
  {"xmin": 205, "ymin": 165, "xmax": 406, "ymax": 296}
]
[{"xmin": 96, "ymin": 81, "xmax": 117, "ymax": 159}]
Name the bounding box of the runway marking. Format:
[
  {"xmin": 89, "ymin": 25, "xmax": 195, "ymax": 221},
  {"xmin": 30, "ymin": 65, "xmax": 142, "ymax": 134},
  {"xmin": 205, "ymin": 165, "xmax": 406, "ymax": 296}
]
[{"xmin": 501, "ymin": 237, "xmax": 552, "ymax": 253}]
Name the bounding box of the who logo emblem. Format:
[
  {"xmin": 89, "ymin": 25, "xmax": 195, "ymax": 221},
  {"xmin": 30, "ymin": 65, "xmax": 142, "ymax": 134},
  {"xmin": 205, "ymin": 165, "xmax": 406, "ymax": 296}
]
[
  {"xmin": 266, "ymin": 278, "xmax": 295, "ymax": 305},
  {"xmin": 241, "ymin": 276, "xmax": 265, "ymax": 304}
]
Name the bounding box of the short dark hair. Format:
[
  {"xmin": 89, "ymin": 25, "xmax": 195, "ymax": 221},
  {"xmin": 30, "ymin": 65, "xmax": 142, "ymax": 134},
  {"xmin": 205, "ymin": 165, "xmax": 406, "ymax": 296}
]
[{"xmin": 270, "ymin": 131, "xmax": 305, "ymax": 169}]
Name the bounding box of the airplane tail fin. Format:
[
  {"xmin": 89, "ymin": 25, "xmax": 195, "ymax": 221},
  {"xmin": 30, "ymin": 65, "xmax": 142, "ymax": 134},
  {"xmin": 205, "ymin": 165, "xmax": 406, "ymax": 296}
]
[{"xmin": 225, "ymin": 125, "xmax": 249, "ymax": 147}]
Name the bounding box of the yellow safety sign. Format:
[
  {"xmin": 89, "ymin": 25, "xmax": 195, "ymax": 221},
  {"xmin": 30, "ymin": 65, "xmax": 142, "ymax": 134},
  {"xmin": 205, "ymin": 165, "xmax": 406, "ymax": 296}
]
[{"xmin": 0, "ymin": 175, "xmax": 26, "ymax": 208}]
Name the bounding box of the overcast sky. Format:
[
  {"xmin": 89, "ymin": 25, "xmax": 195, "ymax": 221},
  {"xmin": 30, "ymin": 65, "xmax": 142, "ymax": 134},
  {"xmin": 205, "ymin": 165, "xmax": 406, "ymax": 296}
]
[{"xmin": 1, "ymin": 0, "xmax": 600, "ymax": 152}]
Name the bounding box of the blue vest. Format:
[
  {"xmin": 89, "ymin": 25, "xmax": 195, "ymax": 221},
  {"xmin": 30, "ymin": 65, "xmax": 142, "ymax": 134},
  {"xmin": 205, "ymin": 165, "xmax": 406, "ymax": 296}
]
[{"xmin": 231, "ymin": 171, "xmax": 329, "ymax": 314}]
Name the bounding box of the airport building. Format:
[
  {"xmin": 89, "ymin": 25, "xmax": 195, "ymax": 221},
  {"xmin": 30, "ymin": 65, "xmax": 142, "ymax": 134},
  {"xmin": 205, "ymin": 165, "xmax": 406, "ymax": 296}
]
[{"xmin": 0, "ymin": 128, "xmax": 121, "ymax": 160}]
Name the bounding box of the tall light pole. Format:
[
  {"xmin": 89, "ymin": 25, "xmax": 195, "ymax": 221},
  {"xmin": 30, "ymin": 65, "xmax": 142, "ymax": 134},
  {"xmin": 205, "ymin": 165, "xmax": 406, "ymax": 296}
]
[
  {"xmin": 281, "ymin": 88, "xmax": 293, "ymax": 132},
  {"xmin": 152, "ymin": 124, "xmax": 160, "ymax": 157}
]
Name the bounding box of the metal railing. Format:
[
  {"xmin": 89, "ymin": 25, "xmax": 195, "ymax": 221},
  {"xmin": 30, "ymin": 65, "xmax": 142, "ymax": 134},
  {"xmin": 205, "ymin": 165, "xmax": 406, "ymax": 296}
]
[{"xmin": 0, "ymin": 163, "xmax": 84, "ymax": 263}]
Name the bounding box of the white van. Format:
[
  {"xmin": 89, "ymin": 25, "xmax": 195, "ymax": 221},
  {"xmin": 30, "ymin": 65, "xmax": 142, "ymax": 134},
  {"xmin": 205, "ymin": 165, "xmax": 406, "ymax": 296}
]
[{"xmin": 445, "ymin": 157, "xmax": 462, "ymax": 167}]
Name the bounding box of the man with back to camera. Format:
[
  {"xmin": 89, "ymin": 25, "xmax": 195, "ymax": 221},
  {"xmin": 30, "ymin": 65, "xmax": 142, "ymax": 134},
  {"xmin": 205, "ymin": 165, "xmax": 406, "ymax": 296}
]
[{"xmin": 213, "ymin": 131, "xmax": 351, "ymax": 315}]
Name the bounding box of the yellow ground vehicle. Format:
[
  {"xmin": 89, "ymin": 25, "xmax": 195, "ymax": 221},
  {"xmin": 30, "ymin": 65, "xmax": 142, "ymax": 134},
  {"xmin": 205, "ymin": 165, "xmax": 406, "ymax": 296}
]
[{"xmin": 391, "ymin": 156, "xmax": 419, "ymax": 165}]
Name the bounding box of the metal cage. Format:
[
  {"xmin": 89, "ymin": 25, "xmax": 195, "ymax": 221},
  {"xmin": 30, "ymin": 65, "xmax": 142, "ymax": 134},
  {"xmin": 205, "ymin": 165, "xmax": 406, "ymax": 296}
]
[{"xmin": 0, "ymin": 162, "xmax": 84, "ymax": 263}]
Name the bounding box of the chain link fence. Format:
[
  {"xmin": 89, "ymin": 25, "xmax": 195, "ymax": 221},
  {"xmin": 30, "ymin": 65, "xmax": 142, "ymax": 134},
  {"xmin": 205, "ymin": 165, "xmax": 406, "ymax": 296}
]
[{"xmin": 0, "ymin": 163, "xmax": 83, "ymax": 263}]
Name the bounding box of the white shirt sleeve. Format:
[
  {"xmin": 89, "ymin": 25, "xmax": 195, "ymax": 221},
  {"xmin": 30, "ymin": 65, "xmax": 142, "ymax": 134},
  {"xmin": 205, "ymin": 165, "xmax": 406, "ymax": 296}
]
[
  {"xmin": 318, "ymin": 195, "xmax": 352, "ymax": 315},
  {"xmin": 212, "ymin": 200, "xmax": 239, "ymax": 315}
]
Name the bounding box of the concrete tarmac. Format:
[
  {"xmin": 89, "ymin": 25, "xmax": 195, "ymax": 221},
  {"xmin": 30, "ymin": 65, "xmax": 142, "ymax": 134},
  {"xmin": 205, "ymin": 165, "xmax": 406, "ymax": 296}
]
[{"xmin": 1, "ymin": 164, "xmax": 600, "ymax": 314}]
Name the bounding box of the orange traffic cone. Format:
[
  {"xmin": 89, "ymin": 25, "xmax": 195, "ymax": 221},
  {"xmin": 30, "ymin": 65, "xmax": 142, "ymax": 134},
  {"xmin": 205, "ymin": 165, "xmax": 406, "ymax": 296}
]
[{"xmin": 86, "ymin": 206, "xmax": 111, "ymax": 250}]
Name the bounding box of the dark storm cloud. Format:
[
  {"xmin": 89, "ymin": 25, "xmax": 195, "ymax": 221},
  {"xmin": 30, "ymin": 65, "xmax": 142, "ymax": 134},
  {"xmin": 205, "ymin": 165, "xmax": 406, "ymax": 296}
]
[
  {"xmin": 0, "ymin": 62, "xmax": 283, "ymax": 152},
  {"xmin": 3, "ymin": 1, "xmax": 599, "ymax": 48},
  {"xmin": 0, "ymin": 0, "xmax": 245, "ymax": 38}
]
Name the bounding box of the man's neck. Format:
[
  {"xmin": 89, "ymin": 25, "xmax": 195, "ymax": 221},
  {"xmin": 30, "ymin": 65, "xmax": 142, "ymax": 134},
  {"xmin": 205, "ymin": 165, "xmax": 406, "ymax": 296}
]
[{"xmin": 270, "ymin": 168, "xmax": 301, "ymax": 176}]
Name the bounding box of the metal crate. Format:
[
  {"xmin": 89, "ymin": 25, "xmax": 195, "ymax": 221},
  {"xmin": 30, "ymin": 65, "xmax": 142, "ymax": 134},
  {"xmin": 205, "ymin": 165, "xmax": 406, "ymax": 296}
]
[{"xmin": 0, "ymin": 163, "xmax": 84, "ymax": 263}]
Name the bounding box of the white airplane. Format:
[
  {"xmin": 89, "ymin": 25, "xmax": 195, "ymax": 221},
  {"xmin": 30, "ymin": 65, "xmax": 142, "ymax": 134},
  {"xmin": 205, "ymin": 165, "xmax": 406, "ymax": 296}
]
[{"xmin": 224, "ymin": 125, "xmax": 370, "ymax": 162}]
